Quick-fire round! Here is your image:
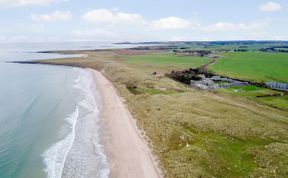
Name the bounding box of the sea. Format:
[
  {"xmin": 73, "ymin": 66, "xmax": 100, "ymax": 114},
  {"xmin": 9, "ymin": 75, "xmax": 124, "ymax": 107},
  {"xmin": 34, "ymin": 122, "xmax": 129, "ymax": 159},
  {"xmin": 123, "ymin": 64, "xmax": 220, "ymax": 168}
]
[{"xmin": 0, "ymin": 42, "xmax": 138, "ymax": 178}]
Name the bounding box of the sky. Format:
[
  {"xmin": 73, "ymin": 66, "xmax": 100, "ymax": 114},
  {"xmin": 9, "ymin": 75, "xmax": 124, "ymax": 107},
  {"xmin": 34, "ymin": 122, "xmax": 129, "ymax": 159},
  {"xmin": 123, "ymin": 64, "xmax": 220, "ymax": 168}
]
[{"xmin": 0, "ymin": 0, "xmax": 287, "ymax": 42}]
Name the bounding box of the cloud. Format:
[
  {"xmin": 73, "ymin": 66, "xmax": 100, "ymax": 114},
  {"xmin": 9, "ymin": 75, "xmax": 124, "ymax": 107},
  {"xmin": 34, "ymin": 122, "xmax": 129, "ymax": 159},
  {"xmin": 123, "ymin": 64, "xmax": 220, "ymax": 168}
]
[
  {"xmin": 114, "ymin": 12, "xmax": 145, "ymax": 26},
  {"xmin": 71, "ymin": 28, "xmax": 119, "ymax": 41},
  {"xmin": 150, "ymin": 16, "xmax": 192, "ymax": 30},
  {"xmin": 81, "ymin": 9, "xmax": 193, "ymax": 31},
  {"xmin": 205, "ymin": 22, "xmax": 248, "ymax": 31},
  {"xmin": 9, "ymin": 35, "xmax": 29, "ymax": 41},
  {"xmin": 0, "ymin": 7, "xmax": 277, "ymax": 42},
  {"xmin": 259, "ymin": 1, "xmax": 283, "ymax": 12},
  {"xmin": 0, "ymin": 35, "xmax": 6, "ymax": 41},
  {"xmin": 81, "ymin": 9, "xmax": 193, "ymax": 30},
  {"xmin": 81, "ymin": 9, "xmax": 145, "ymax": 26},
  {"xmin": 202, "ymin": 21, "xmax": 270, "ymax": 32},
  {"xmin": 31, "ymin": 11, "xmax": 71, "ymax": 22},
  {"xmin": 81, "ymin": 9, "xmax": 114, "ymax": 23},
  {"xmin": 0, "ymin": 0, "xmax": 68, "ymax": 7},
  {"xmin": 78, "ymin": 9, "xmax": 273, "ymax": 41}
]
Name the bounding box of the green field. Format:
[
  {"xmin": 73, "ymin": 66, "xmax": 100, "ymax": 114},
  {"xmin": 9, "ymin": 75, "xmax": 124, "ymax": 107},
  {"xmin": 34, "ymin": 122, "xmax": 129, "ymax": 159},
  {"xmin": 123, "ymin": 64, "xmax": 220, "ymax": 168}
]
[
  {"xmin": 209, "ymin": 52, "xmax": 288, "ymax": 83},
  {"xmin": 124, "ymin": 52, "xmax": 288, "ymax": 110},
  {"xmin": 124, "ymin": 53, "xmax": 211, "ymax": 72},
  {"xmin": 218, "ymin": 85, "xmax": 288, "ymax": 111}
]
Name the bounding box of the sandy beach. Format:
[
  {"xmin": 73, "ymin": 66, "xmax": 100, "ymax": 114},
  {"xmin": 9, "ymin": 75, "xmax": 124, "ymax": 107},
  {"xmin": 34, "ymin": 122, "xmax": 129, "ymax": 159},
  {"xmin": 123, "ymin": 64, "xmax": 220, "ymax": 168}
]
[{"xmin": 87, "ymin": 68, "xmax": 162, "ymax": 178}]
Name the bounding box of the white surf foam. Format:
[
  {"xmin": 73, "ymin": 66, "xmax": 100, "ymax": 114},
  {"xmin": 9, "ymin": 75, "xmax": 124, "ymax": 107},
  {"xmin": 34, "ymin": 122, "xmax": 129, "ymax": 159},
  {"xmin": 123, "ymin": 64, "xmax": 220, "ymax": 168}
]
[
  {"xmin": 42, "ymin": 68, "xmax": 109, "ymax": 178},
  {"xmin": 69, "ymin": 68, "xmax": 109, "ymax": 178},
  {"xmin": 42, "ymin": 107, "xmax": 79, "ymax": 178}
]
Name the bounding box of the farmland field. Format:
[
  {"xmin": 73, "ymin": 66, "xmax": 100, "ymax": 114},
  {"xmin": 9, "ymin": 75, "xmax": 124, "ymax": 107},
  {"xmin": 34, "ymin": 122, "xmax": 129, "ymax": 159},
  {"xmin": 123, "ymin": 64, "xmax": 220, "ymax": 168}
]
[
  {"xmin": 209, "ymin": 52, "xmax": 288, "ymax": 83},
  {"xmin": 123, "ymin": 52, "xmax": 288, "ymax": 110},
  {"xmin": 124, "ymin": 53, "xmax": 211, "ymax": 73}
]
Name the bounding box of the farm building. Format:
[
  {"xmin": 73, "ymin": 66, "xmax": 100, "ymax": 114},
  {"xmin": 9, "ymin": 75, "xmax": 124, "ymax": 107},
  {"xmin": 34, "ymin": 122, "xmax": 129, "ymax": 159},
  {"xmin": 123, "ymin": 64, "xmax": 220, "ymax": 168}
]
[
  {"xmin": 190, "ymin": 75, "xmax": 249, "ymax": 90},
  {"xmin": 266, "ymin": 82, "xmax": 288, "ymax": 92}
]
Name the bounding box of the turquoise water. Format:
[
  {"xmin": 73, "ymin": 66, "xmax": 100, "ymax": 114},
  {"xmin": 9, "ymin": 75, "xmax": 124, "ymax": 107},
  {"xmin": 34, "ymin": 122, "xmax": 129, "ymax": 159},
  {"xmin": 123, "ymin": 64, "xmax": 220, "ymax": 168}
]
[
  {"xmin": 0, "ymin": 42, "xmax": 136, "ymax": 178},
  {"xmin": 0, "ymin": 63, "xmax": 81, "ymax": 178}
]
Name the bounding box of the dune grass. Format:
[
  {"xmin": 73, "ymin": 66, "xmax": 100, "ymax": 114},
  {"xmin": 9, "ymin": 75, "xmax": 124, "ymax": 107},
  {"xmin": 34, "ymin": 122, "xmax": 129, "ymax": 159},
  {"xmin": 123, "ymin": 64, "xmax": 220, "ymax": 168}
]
[
  {"xmin": 33, "ymin": 50, "xmax": 288, "ymax": 178},
  {"xmin": 209, "ymin": 52, "xmax": 288, "ymax": 83},
  {"xmin": 179, "ymin": 127, "xmax": 270, "ymax": 177}
]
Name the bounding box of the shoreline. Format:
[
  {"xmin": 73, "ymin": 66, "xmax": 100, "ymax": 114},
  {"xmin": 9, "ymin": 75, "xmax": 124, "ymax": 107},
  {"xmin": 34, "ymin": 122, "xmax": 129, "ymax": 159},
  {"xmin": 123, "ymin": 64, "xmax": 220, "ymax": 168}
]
[
  {"xmin": 12, "ymin": 47, "xmax": 288, "ymax": 177},
  {"xmin": 87, "ymin": 68, "xmax": 163, "ymax": 178}
]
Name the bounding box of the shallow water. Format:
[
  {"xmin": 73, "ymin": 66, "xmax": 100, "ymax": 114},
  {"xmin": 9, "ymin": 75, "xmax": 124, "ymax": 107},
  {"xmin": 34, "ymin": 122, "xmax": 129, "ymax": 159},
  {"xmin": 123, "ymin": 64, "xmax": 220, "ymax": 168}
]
[
  {"xmin": 0, "ymin": 63, "xmax": 84, "ymax": 178},
  {"xmin": 0, "ymin": 42, "xmax": 135, "ymax": 178}
]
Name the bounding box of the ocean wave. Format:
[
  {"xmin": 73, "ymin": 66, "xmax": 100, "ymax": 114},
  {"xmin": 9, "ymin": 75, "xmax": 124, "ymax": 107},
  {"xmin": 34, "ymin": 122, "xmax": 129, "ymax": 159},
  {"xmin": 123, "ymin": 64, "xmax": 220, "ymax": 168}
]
[
  {"xmin": 72, "ymin": 69, "xmax": 98, "ymax": 111},
  {"xmin": 70, "ymin": 68, "xmax": 109, "ymax": 178},
  {"xmin": 42, "ymin": 68, "xmax": 109, "ymax": 178},
  {"xmin": 42, "ymin": 107, "xmax": 79, "ymax": 178}
]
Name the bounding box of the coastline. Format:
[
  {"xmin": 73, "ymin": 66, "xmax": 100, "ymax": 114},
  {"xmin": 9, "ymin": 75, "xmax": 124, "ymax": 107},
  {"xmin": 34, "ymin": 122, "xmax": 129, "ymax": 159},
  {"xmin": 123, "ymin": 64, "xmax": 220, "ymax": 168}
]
[
  {"xmin": 87, "ymin": 68, "xmax": 162, "ymax": 178},
  {"xmin": 15, "ymin": 48, "xmax": 288, "ymax": 177}
]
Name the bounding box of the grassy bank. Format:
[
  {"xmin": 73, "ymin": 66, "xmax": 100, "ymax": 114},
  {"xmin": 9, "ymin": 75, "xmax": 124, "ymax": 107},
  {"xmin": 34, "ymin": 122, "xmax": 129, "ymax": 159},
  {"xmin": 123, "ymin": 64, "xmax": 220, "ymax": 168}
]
[
  {"xmin": 217, "ymin": 86, "xmax": 288, "ymax": 111},
  {"xmin": 31, "ymin": 50, "xmax": 288, "ymax": 178}
]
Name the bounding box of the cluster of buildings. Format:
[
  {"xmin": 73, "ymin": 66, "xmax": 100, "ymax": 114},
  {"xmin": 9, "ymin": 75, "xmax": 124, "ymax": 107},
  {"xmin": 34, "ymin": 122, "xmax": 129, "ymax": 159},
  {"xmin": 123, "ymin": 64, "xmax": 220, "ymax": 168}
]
[
  {"xmin": 190, "ymin": 75, "xmax": 288, "ymax": 92},
  {"xmin": 190, "ymin": 75, "xmax": 249, "ymax": 90}
]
